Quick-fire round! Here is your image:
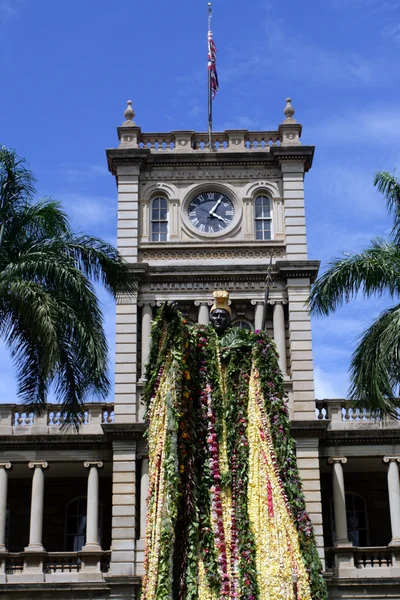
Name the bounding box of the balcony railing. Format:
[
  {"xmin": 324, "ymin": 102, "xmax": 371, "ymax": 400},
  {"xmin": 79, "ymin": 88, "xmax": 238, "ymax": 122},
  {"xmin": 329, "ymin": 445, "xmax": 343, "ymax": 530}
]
[
  {"xmin": 0, "ymin": 403, "xmax": 114, "ymax": 435},
  {"xmin": 315, "ymin": 400, "xmax": 400, "ymax": 430},
  {"xmin": 325, "ymin": 546, "xmax": 400, "ymax": 578},
  {"xmin": 1, "ymin": 550, "xmax": 111, "ymax": 582},
  {"xmin": 120, "ymin": 129, "xmax": 283, "ymax": 153}
]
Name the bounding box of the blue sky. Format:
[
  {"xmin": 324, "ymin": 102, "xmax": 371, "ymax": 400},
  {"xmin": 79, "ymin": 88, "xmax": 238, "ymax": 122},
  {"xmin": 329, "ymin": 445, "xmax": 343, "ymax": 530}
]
[{"xmin": 1, "ymin": 0, "xmax": 399, "ymax": 403}]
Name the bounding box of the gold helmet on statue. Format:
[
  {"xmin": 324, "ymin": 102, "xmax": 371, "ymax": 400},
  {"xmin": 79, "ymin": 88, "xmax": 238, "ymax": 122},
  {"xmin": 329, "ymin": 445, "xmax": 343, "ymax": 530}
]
[{"xmin": 210, "ymin": 290, "xmax": 232, "ymax": 316}]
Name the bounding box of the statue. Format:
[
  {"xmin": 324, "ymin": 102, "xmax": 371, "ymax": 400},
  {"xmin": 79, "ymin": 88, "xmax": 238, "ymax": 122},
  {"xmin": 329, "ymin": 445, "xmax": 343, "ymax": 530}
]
[
  {"xmin": 209, "ymin": 290, "xmax": 232, "ymax": 335},
  {"xmin": 141, "ymin": 292, "xmax": 327, "ymax": 600}
]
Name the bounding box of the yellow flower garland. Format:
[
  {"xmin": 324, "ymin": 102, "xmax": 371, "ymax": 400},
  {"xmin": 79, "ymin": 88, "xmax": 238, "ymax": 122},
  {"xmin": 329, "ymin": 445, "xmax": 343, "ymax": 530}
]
[
  {"xmin": 142, "ymin": 366, "xmax": 171, "ymax": 600},
  {"xmin": 247, "ymin": 365, "xmax": 312, "ymax": 600}
]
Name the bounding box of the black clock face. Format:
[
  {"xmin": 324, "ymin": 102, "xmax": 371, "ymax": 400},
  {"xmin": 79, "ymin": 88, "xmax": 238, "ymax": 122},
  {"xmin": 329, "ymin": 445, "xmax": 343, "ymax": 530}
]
[{"xmin": 187, "ymin": 192, "xmax": 235, "ymax": 234}]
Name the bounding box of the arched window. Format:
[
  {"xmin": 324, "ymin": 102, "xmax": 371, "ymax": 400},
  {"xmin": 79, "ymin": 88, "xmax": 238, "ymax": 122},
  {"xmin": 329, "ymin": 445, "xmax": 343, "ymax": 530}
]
[
  {"xmin": 65, "ymin": 497, "xmax": 87, "ymax": 551},
  {"xmin": 151, "ymin": 197, "xmax": 168, "ymax": 242},
  {"xmin": 233, "ymin": 319, "xmax": 253, "ymax": 331},
  {"xmin": 64, "ymin": 497, "xmax": 102, "ymax": 552},
  {"xmin": 331, "ymin": 492, "xmax": 369, "ymax": 546},
  {"xmin": 254, "ymin": 195, "xmax": 272, "ymax": 240}
]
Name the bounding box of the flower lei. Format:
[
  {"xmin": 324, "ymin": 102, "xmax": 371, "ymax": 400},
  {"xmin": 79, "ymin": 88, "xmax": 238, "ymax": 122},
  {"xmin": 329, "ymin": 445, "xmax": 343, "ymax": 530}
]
[{"xmin": 142, "ymin": 308, "xmax": 328, "ymax": 600}]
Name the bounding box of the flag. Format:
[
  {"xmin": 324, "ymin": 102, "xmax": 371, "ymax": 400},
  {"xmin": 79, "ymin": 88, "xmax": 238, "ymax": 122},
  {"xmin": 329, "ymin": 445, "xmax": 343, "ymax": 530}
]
[{"xmin": 208, "ymin": 28, "xmax": 219, "ymax": 99}]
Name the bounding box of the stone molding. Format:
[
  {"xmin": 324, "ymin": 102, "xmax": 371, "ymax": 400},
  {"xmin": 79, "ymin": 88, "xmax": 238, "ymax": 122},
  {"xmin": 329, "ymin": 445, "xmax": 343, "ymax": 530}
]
[
  {"xmin": 384, "ymin": 457, "xmax": 400, "ymax": 464},
  {"xmin": 143, "ymin": 167, "xmax": 282, "ymax": 181},
  {"xmin": 84, "ymin": 461, "xmax": 104, "ymax": 469},
  {"xmin": 328, "ymin": 457, "xmax": 347, "ymax": 465},
  {"xmin": 0, "ymin": 462, "xmax": 11, "ymax": 470},
  {"xmin": 268, "ymin": 298, "xmax": 288, "ymax": 305},
  {"xmin": 140, "ymin": 248, "xmax": 285, "ymax": 262},
  {"xmin": 28, "ymin": 461, "xmax": 48, "ymax": 469}
]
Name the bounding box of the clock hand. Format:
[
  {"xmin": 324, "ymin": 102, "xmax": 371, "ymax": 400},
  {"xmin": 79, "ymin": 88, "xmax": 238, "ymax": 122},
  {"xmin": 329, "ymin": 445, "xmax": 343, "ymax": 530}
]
[
  {"xmin": 209, "ymin": 198, "xmax": 222, "ymax": 215},
  {"xmin": 213, "ymin": 214, "xmax": 228, "ymax": 223}
]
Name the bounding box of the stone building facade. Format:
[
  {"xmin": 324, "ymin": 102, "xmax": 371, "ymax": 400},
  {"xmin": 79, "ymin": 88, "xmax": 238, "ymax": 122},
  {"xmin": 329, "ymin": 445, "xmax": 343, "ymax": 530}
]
[{"xmin": 1, "ymin": 100, "xmax": 400, "ymax": 599}]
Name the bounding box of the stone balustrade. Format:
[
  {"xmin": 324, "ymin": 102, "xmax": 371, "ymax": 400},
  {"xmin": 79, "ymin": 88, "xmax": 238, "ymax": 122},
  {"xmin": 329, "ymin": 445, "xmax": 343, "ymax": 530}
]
[
  {"xmin": 0, "ymin": 403, "xmax": 114, "ymax": 435},
  {"xmin": 116, "ymin": 97, "xmax": 301, "ymax": 153},
  {"xmin": 325, "ymin": 546, "xmax": 400, "ymax": 578},
  {"xmin": 315, "ymin": 399, "xmax": 400, "ymax": 429},
  {"xmin": 121, "ymin": 129, "xmax": 285, "ymax": 153},
  {"xmin": 1, "ymin": 550, "xmax": 111, "ymax": 582}
]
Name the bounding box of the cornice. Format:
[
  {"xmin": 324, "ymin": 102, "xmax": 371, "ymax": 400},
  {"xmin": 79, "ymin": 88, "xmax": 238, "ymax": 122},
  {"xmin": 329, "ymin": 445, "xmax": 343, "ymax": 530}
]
[
  {"xmin": 321, "ymin": 429, "xmax": 400, "ymax": 445},
  {"xmin": 0, "ymin": 435, "xmax": 110, "ymax": 451},
  {"xmin": 138, "ymin": 260, "xmax": 320, "ymax": 283},
  {"xmin": 276, "ymin": 260, "xmax": 320, "ymax": 281},
  {"xmin": 106, "ymin": 147, "xmax": 315, "ymax": 175},
  {"xmin": 101, "ymin": 423, "xmax": 146, "ymax": 439},
  {"xmin": 106, "ymin": 148, "xmax": 150, "ymax": 175},
  {"xmin": 291, "ymin": 420, "xmax": 328, "ymax": 438},
  {"xmin": 270, "ymin": 146, "xmax": 315, "ymax": 171}
]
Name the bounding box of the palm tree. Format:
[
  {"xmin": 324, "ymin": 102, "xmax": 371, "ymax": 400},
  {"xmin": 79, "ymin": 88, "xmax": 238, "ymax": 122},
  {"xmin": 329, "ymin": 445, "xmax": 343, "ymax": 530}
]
[
  {"xmin": 309, "ymin": 172, "xmax": 400, "ymax": 418},
  {"xmin": 0, "ymin": 146, "xmax": 135, "ymax": 426}
]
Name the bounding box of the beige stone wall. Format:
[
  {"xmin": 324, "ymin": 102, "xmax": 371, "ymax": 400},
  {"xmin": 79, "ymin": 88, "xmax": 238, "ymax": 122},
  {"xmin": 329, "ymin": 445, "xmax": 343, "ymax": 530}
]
[
  {"xmin": 110, "ymin": 440, "xmax": 137, "ymax": 577},
  {"xmin": 114, "ymin": 165, "xmax": 140, "ymax": 423},
  {"xmin": 282, "ymin": 161, "xmax": 308, "ymax": 260},
  {"xmin": 296, "ymin": 438, "xmax": 325, "ymax": 565},
  {"xmin": 287, "ymin": 277, "xmax": 316, "ymax": 420}
]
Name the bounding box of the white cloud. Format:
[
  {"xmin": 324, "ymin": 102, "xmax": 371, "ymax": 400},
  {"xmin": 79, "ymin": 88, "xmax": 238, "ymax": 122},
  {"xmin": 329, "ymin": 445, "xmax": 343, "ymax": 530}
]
[
  {"xmin": 383, "ymin": 23, "xmax": 400, "ymax": 43},
  {"xmin": 58, "ymin": 192, "xmax": 116, "ymax": 230},
  {"xmin": 312, "ymin": 315, "xmax": 365, "ymax": 340},
  {"xmin": 306, "ymin": 107, "xmax": 400, "ymax": 147},
  {"xmin": 223, "ymin": 115, "xmax": 259, "ymax": 130},
  {"xmin": 58, "ymin": 163, "xmax": 109, "ymax": 183},
  {"xmin": 0, "ymin": 344, "xmax": 17, "ymax": 404},
  {"xmin": 0, "ymin": 0, "xmax": 19, "ymax": 20},
  {"xmin": 314, "ymin": 365, "xmax": 348, "ymax": 399},
  {"xmin": 220, "ymin": 18, "xmax": 380, "ymax": 90},
  {"xmin": 333, "ymin": 0, "xmax": 400, "ymax": 13}
]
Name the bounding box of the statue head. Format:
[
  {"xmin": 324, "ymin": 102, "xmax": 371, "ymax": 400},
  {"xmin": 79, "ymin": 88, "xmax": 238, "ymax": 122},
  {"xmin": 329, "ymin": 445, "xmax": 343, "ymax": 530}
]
[{"xmin": 210, "ymin": 290, "xmax": 231, "ymax": 336}]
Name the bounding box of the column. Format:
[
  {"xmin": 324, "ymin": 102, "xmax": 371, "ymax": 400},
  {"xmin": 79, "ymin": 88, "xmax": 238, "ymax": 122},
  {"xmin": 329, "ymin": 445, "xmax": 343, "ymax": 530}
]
[
  {"xmin": 195, "ymin": 301, "xmax": 209, "ymax": 325},
  {"xmin": 328, "ymin": 457, "xmax": 351, "ymax": 547},
  {"xmin": 0, "ymin": 463, "xmax": 11, "ymax": 552},
  {"xmin": 25, "ymin": 461, "xmax": 48, "ymax": 552},
  {"xmin": 141, "ymin": 303, "xmax": 153, "ymax": 376},
  {"xmin": 272, "ymin": 301, "xmax": 287, "ymax": 374},
  {"xmin": 140, "ymin": 457, "xmax": 149, "ymax": 539},
  {"xmin": 82, "ymin": 461, "xmax": 103, "ymax": 551},
  {"xmin": 251, "ymin": 299, "xmax": 264, "ymax": 331},
  {"xmin": 383, "ymin": 457, "xmax": 400, "ymax": 545}
]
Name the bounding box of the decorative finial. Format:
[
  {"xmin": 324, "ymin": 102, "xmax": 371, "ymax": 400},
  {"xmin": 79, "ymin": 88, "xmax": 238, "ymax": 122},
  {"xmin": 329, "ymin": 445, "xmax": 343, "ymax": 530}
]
[
  {"xmin": 123, "ymin": 100, "xmax": 135, "ymax": 123},
  {"xmin": 283, "ymin": 97, "xmax": 296, "ymax": 123}
]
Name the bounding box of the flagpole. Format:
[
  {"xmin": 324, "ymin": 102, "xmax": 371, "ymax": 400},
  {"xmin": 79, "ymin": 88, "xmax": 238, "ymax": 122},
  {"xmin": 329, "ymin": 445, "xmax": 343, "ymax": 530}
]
[
  {"xmin": 208, "ymin": 2, "xmax": 213, "ymax": 151},
  {"xmin": 261, "ymin": 253, "xmax": 274, "ymax": 331}
]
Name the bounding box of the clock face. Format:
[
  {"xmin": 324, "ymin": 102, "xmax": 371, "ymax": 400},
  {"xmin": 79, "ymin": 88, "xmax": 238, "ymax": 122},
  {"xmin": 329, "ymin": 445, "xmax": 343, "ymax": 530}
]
[{"xmin": 187, "ymin": 192, "xmax": 235, "ymax": 234}]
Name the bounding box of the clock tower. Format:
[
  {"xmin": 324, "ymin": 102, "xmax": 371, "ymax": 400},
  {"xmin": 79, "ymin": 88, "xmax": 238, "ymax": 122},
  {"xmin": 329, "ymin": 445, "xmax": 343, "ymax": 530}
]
[{"xmin": 106, "ymin": 98, "xmax": 323, "ymax": 587}]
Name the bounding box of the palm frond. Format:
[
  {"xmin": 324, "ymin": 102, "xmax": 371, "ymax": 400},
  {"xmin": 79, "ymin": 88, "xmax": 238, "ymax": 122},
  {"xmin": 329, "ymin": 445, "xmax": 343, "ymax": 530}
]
[
  {"xmin": 374, "ymin": 171, "xmax": 400, "ymax": 246},
  {"xmin": 349, "ymin": 304, "xmax": 400, "ymax": 417},
  {"xmin": 0, "ymin": 147, "xmax": 133, "ymax": 422},
  {"xmin": 6, "ymin": 199, "xmax": 70, "ymax": 239},
  {"xmin": 62, "ymin": 234, "xmax": 137, "ymax": 297},
  {"xmin": 0, "ymin": 147, "xmax": 36, "ymax": 212},
  {"xmin": 309, "ymin": 239, "xmax": 400, "ymax": 316}
]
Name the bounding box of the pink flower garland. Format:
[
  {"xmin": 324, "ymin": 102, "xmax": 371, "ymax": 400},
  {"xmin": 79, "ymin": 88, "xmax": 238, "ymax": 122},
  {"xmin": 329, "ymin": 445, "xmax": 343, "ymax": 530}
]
[{"xmin": 201, "ymin": 383, "xmax": 230, "ymax": 598}]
